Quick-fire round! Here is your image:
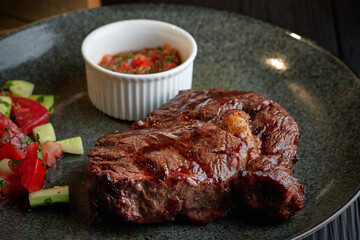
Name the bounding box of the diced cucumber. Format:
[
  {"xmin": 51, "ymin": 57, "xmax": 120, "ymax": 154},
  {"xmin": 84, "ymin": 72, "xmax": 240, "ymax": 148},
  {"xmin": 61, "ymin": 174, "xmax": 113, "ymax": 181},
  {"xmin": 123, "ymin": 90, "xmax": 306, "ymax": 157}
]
[
  {"xmin": 0, "ymin": 96, "xmax": 12, "ymax": 117},
  {"xmin": 2, "ymin": 80, "xmax": 34, "ymax": 97},
  {"xmin": 33, "ymin": 123, "xmax": 56, "ymax": 144},
  {"xmin": 29, "ymin": 186, "xmax": 69, "ymax": 207},
  {"xmin": 0, "ymin": 158, "xmax": 15, "ymax": 175},
  {"xmin": 29, "ymin": 95, "xmax": 58, "ymax": 114},
  {"xmin": 56, "ymin": 137, "xmax": 83, "ymax": 154}
]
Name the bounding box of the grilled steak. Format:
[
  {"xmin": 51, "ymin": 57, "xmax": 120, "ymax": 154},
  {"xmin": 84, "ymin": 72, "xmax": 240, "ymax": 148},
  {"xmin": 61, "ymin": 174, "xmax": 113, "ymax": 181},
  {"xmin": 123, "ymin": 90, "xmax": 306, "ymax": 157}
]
[{"xmin": 88, "ymin": 89, "xmax": 305, "ymax": 223}]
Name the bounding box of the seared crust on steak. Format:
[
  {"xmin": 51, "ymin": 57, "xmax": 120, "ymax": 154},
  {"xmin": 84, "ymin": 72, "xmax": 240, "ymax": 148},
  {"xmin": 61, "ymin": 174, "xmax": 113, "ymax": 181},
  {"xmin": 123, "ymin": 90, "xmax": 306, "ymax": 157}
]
[
  {"xmin": 88, "ymin": 89, "xmax": 305, "ymax": 223},
  {"xmin": 88, "ymin": 121, "xmax": 252, "ymax": 223}
]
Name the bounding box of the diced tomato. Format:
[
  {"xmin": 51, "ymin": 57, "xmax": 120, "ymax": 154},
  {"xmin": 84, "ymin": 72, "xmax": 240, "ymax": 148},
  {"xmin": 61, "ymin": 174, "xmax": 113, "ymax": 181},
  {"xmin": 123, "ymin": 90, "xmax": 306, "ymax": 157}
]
[
  {"xmin": 11, "ymin": 97, "xmax": 50, "ymax": 135},
  {"xmin": 42, "ymin": 141, "xmax": 63, "ymax": 167},
  {"xmin": 19, "ymin": 142, "xmax": 47, "ymax": 192},
  {"xmin": 0, "ymin": 113, "xmax": 31, "ymax": 152},
  {"xmin": 0, "ymin": 174, "xmax": 27, "ymax": 196},
  {"xmin": 163, "ymin": 43, "xmax": 170, "ymax": 49},
  {"xmin": 8, "ymin": 159, "xmax": 21, "ymax": 176},
  {"xmin": 121, "ymin": 62, "xmax": 131, "ymax": 69},
  {"xmin": 133, "ymin": 54, "xmax": 150, "ymax": 68},
  {"xmin": 0, "ymin": 141, "xmax": 26, "ymax": 160},
  {"xmin": 164, "ymin": 63, "xmax": 177, "ymax": 71}
]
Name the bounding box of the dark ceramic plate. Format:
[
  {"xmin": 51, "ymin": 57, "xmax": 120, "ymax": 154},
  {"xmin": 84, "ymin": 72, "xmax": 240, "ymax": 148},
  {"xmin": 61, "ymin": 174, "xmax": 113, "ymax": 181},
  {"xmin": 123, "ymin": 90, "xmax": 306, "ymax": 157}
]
[{"xmin": 0, "ymin": 4, "xmax": 359, "ymax": 240}]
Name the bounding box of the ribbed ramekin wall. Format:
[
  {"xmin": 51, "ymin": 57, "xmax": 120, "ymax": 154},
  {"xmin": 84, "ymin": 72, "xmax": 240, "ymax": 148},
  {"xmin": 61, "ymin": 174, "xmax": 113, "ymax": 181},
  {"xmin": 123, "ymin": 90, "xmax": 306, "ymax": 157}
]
[{"xmin": 86, "ymin": 63, "xmax": 193, "ymax": 121}]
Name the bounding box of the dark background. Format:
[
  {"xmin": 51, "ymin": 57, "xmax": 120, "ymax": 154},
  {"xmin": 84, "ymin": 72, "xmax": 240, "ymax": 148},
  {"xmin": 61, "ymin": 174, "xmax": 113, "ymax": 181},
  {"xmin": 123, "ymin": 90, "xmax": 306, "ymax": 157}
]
[{"xmin": 1, "ymin": 0, "xmax": 359, "ymax": 239}]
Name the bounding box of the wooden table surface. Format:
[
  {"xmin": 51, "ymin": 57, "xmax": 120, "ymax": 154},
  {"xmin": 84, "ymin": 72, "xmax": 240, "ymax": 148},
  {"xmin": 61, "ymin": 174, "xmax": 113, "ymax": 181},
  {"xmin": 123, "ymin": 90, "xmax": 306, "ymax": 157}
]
[{"xmin": 1, "ymin": 1, "xmax": 359, "ymax": 239}]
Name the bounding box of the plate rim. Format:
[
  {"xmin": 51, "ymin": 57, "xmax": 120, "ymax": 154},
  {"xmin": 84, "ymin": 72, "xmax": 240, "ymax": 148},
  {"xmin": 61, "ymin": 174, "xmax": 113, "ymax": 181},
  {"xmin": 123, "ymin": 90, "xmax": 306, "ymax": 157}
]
[{"xmin": 292, "ymin": 190, "xmax": 360, "ymax": 239}]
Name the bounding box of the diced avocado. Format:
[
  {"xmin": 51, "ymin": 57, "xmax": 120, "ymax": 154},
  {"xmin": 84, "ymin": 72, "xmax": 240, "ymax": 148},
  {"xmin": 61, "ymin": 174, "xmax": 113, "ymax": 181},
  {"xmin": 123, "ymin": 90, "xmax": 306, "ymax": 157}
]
[
  {"xmin": 2, "ymin": 80, "xmax": 34, "ymax": 97},
  {"xmin": 0, "ymin": 96, "xmax": 12, "ymax": 117},
  {"xmin": 29, "ymin": 95, "xmax": 58, "ymax": 114},
  {"xmin": 56, "ymin": 137, "xmax": 84, "ymax": 154},
  {"xmin": 29, "ymin": 186, "xmax": 69, "ymax": 207},
  {"xmin": 0, "ymin": 158, "xmax": 15, "ymax": 175},
  {"xmin": 33, "ymin": 123, "xmax": 56, "ymax": 144}
]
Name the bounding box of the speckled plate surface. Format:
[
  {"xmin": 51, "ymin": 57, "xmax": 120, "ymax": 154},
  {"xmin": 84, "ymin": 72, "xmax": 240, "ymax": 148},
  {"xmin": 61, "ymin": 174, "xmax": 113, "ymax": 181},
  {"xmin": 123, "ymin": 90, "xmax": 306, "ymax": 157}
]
[{"xmin": 0, "ymin": 4, "xmax": 359, "ymax": 240}]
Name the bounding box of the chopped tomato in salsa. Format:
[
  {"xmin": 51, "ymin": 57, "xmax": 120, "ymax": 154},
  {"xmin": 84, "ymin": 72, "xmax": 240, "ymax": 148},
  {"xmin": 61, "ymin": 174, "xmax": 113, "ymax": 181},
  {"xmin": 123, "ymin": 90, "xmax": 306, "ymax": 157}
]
[{"xmin": 98, "ymin": 43, "xmax": 181, "ymax": 74}]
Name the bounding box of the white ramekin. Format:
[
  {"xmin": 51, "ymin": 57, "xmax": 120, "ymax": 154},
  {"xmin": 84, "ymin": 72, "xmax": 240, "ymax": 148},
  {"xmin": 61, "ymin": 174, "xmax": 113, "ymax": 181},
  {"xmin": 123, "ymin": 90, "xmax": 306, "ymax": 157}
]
[{"xmin": 81, "ymin": 19, "xmax": 197, "ymax": 121}]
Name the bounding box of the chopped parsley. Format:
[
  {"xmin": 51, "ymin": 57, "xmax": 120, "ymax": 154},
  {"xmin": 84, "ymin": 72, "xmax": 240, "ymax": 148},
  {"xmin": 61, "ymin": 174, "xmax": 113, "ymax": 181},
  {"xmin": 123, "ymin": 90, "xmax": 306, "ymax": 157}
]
[
  {"xmin": 36, "ymin": 133, "xmax": 40, "ymax": 141},
  {"xmin": 126, "ymin": 53, "xmax": 134, "ymax": 59},
  {"xmin": 19, "ymin": 138, "xmax": 27, "ymax": 148},
  {"xmin": 0, "ymin": 99, "xmax": 10, "ymax": 107},
  {"xmin": 38, "ymin": 145, "xmax": 43, "ymax": 151},
  {"xmin": 36, "ymin": 96, "xmax": 44, "ymax": 103},
  {"xmin": 25, "ymin": 136, "xmax": 33, "ymax": 144},
  {"xmin": 45, "ymin": 170, "xmax": 49, "ymax": 181},
  {"xmin": 44, "ymin": 197, "xmax": 52, "ymax": 204},
  {"xmin": 11, "ymin": 159, "xmax": 19, "ymax": 167},
  {"xmin": 115, "ymin": 56, "xmax": 124, "ymax": 62},
  {"xmin": 4, "ymin": 128, "xmax": 13, "ymax": 140},
  {"xmin": 157, "ymin": 46, "xmax": 163, "ymax": 53},
  {"xmin": 12, "ymin": 159, "xmax": 19, "ymax": 164},
  {"xmin": 42, "ymin": 161, "xmax": 46, "ymax": 166},
  {"xmin": 2, "ymin": 81, "xmax": 13, "ymax": 90},
  {"xmin": 36, "ymin": 151, "xmax": 43, "ymax": 160},
  {"xmin": 0, "ymin": 177, "xmax": 8, "ymax": 187},
  {"xmin": 162, "ymin": 59, "xmax": 172, "ymax": 64}
]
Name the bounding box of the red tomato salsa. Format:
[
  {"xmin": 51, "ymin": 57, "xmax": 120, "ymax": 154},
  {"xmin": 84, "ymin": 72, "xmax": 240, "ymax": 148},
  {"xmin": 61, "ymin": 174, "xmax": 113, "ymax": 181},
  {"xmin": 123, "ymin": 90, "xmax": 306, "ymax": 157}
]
[{"xmin": 98, "ymin": 43, "xmax": 181, "ymax": 74}]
